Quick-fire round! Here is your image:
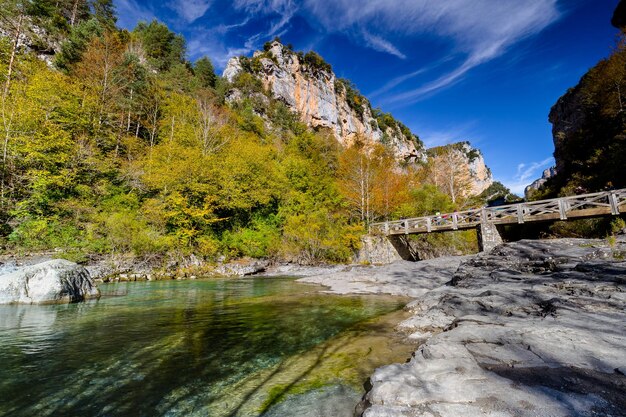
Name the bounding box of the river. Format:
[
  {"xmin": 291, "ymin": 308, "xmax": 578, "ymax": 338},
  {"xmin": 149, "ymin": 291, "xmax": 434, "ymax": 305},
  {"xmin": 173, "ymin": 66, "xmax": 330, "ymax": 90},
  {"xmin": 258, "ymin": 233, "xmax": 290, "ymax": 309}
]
[{"xmin": 0, "ymin": 277, "xmax": 415, "ymax": 417}]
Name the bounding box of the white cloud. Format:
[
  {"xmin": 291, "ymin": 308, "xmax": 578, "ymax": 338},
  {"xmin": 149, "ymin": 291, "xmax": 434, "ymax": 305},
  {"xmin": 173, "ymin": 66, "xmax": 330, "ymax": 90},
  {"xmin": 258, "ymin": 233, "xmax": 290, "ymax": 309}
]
[
  {"xmin": 301, "ymin": 0, "xmax": 560, "ymax": 102},
  {"xmin": 187, "ymin": 0, "xmax": 295, "ymax": 69},
  {"xmin": 418, "ymin": 122, "xmax": 479, "ymax": 148},
  {"xmin": 187, "ymin": 0, "xmax": 560, "ymax": 94},
  {"xmin": 214, "ymin": 18, "xmax": 252, "ymax": 35},
  {"xmin": 168, "ymin": 0, "xmax": 212, "ymax": 23},
  {"xmin": 361, "ymin": 31, "xmax": 406, "ymax": 59},
  {"xmin": 503, "ymin": 157, "xmax": 555, "ymax": 195},
  {"xmin": 187, "ymin": 36, "xmax": 248, "ymax": 68},
  {"xmin": 114, "ymin": 0, "xmax": 156, "ymax": 29}
]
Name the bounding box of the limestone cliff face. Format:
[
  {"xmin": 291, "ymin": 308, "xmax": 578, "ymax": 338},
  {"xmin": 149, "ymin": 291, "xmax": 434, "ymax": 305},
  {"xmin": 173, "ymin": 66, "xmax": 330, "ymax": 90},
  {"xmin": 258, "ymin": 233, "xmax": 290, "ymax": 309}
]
[
  {"xmin": 223, "ymin": 42, "xmax": 422, "ymax": 160},
  {"xmin": 547, "ymin": 51, "xmax": 626, "ymax": 192},
  {"xmin": 463, "ymin": 143, "xmax": 493, "ymax": 195},
  {"xmin": 524, "ymin": 166, "xmax": 557, "ymax": 198},
  {"xmin": 0, "ymin": 18, "xmax": 61, "ymax": 66},
  {"xmin": 224, "ymin": 43, "xmax": 493, "ymax": 196},
  {"xmin": 548, "ymin": 85, "xmax": 586, "ymax": 175},
  {"xmin": 427, "ymin": 142, "xmax": 493, "ymax": 196}
]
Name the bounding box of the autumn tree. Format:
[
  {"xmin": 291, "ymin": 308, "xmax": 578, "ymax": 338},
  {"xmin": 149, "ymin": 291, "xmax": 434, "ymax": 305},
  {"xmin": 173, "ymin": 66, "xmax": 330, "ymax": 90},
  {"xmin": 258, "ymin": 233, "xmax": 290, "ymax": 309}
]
[
  {"xmin": 195, "ymin": 89, "xmax": 227, "ymax": 155},
  {"xmin": 370, "ymin": 144, "xmax": 412, "ymax": 220},
  {"xmin": 337, "ymin": 143, "xmax": 374, "ymax": 224},
  {"xmin": 0, "ymin": 0, "xmax": 27, "ymax": 98},
  {"xmin": 426, "ymin": 145, "xmax": 472, "ymax": 205},
  {"xmin": 73, "ymin": 31, "xmax": 125, "ymax": 143}
]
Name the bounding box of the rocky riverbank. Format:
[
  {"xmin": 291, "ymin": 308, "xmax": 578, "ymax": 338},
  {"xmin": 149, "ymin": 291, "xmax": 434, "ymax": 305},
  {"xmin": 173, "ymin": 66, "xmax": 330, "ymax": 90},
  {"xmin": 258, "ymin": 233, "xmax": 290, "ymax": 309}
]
[{"xmin": 299, "ymin": 237, "xmax": 626, "ymax": 417}]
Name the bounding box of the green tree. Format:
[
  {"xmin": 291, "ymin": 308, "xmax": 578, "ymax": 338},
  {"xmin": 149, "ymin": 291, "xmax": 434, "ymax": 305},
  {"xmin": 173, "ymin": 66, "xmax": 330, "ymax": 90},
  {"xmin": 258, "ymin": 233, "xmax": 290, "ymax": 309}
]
[
  {"xmin": 90, "ymin": 0, "xmax": 116, "ymax": 28},
  {"xmin": 133, "ymin": 20, "xmax": 186, "ymax": 71},
  {"xmin": 54, "ymin": 18, "xmax": 104, "ymax": 71},
  {"xmin": 194, "ymin": 56, "xmax": 216, "ymax": 88}
]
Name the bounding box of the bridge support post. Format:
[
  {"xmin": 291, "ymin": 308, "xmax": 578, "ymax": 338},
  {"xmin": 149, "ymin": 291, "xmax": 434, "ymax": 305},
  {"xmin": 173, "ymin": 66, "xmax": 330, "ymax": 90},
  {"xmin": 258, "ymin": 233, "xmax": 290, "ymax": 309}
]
[{"xmin": 477, "ymin": 221, "xmax": 503, "ymax": 253}]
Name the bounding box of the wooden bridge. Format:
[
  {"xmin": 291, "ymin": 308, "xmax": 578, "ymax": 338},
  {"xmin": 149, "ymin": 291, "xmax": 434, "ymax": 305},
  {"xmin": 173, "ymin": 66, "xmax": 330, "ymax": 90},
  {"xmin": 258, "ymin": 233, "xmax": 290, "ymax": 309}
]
[{"xmin": 370, "ymin": 188, "xmax": 626, "ymax": 253}]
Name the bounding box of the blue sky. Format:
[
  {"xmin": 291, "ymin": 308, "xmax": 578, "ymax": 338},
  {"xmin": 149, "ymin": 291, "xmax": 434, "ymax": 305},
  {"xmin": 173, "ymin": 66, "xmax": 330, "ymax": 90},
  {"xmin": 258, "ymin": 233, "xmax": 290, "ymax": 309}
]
[{"xmin": 114, "ymin": 0, "xmax": 621, "ymax": 194}]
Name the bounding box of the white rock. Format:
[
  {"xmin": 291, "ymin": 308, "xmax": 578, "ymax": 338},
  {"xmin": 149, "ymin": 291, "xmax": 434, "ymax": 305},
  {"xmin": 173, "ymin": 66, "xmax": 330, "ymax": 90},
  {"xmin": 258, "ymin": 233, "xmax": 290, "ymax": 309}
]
[{"xmin": 0, "ymin": 260, "xmax": 100, "ymax": 304}]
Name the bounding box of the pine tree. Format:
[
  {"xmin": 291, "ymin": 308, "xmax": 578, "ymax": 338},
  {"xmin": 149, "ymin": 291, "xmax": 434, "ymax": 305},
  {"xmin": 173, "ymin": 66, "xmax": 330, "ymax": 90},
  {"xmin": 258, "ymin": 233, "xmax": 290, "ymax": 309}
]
[
  {"xmin": 90, "ymin": 0, "xmax": 116, "ymax": 28},
  {"xmin": 194, "ymin": 57, "xmax": 216, "ymax": 88}
]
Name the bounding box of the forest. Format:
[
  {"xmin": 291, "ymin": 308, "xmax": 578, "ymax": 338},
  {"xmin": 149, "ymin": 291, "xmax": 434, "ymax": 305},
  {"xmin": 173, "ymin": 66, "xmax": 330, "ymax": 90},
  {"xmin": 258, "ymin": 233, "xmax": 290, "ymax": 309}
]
[{"xmin": 0, "ymin": 0, "xmax": 504, "ymax": 265}]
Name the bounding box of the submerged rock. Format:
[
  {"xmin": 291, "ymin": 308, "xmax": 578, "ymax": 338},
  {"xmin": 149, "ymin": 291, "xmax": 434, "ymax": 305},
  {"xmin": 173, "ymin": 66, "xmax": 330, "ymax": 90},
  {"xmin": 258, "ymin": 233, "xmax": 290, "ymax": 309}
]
[{"xmin": 0, "ymin": 259, "xmax": 100, "ymax": 304}]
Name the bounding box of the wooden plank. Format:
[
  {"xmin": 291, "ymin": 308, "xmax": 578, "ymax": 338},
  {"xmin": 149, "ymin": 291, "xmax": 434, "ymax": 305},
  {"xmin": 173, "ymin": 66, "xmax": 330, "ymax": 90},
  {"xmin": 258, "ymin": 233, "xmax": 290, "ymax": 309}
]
[
  {"xmin": 558, "ymin": 199, "xmax": 567, "ymax": 220},
  {"xmin": 610, "ymin": 193, "xmax": 620, "ymax": 215}
]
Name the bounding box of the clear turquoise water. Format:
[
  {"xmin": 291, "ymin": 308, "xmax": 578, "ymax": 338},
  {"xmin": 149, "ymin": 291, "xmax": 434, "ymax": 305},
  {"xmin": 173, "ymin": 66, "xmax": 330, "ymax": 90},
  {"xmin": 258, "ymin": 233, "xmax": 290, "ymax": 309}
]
[{"xmin": 0, "ymin": 277, "xmax": 407, "ymax": 417}]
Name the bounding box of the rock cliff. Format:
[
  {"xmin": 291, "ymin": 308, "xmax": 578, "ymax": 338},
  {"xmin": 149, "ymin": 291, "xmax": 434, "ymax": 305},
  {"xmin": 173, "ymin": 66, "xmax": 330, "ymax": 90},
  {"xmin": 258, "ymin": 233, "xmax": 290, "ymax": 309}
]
[
  {"xmin": 462, "ymin": 143, "xmax": 493, "ymax": 195},
  {"xmin": 546, "ymin": 3, "xmax": 626, "ymax": 194},
  {"xmin": 548, "ymin": 84, "xmax": 586, "ymax": 176},
  {"xmin": 524, "ymin": 166, "xmax": 557, "ymax": 198},
  {"xmin": 427, "ymin": 141, "xmax": 493, "ymax": 196},
  {"xmin": 224, "ymin": 42, "xmax": 494, "ymax": 196},
  {"xmin": 223, "ymin": 41, "xmax": 423, "ymax": 160}
]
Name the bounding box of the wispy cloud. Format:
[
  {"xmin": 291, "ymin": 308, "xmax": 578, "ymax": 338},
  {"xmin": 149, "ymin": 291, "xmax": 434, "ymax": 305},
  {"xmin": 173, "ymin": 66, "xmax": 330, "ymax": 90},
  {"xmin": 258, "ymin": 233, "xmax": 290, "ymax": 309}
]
[
  {"xmin": 186, "ymin": 0, "xmax": 296, "ymax": 68},
  {"xmin": 183, "ymin": 0, "xmax": 560, "ymax": 98},
  {"xmin": 301, "ymin": 0, "xmax": 560, "ymax": 103},
  {"xmin": 418, "ymin": 122, "xmax": 479, "ymax": 148},
  {"xmin": 361, "ymin": 31, "xmax": 406, "ymax": 60},
  {"xmin": 114, "ymin": 0, "xmax": 156, "ymax": 29},
  {"xmin": 167, "ymin": 0, "xmax": 213, "ymax": 23},
  {"xmin": 187, "ymin": 35, "xmax": 249, "ymax": 67},
  {"xmin": 368, "ymin": 57, "xmax": 453, "ymax": 99},
  {"xmin": 504, "ymin": 156, "xmax": 555, "ymax": 195},
  {"xmin": 214, "ymin": 18, "xmax": 252, "ymax": 35}
]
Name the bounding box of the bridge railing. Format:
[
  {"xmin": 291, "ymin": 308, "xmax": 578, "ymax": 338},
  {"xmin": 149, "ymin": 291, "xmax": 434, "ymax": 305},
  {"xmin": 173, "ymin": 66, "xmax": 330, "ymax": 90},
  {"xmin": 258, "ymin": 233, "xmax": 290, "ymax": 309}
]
[{"xmin": 370, "ymin": 188, "xmax": 626, "ymax": 236}]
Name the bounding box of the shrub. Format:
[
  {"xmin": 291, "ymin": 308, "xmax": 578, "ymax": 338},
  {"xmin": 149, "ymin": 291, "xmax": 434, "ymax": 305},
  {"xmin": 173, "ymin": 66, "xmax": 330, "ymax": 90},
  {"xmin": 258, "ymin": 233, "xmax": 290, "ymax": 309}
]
[
  {"xmin": 221, "ymin": 218, "xmax": 281, "ymax": 259},
  {"xmin": 303, "ymin": 51, "xmax": 331, "ymax": 74}
]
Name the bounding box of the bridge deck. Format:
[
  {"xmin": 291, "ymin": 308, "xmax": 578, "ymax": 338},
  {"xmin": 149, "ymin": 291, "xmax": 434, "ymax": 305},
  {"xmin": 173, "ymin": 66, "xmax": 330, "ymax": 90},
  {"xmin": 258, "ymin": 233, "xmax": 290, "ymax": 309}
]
[{"xmin": 370, "ymin": 189, "xmax": 626, "ymax": 236}]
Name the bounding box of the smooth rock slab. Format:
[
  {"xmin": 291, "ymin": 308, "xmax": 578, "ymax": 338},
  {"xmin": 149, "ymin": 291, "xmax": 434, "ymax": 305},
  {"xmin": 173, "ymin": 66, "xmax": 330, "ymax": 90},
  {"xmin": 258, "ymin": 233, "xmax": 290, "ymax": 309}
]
[
  {"xmin": 360, "ymin": 238, "xmax": 626, "ymax": 417},
  {"xmin": 0, "ymin": 260, "xmax": 100, "ymax": 304}
]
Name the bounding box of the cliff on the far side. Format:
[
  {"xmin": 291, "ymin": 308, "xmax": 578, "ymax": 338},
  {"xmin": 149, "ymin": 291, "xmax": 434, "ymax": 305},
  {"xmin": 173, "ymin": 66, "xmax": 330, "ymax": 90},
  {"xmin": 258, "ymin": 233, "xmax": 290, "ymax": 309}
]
[
  {"xmin": 223, "ymin": 41, "xmax": 423, "ymax": 161},
  {"xmin": 544, "ymin": 6, "xmax": 626, "ymax": 196}
]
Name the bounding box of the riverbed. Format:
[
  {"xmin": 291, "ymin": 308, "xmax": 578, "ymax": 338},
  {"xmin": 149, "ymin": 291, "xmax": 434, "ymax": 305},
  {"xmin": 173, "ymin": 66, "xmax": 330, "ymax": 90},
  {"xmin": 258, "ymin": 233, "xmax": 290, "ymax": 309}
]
[{"xmin": 0, "ymin": 277, "xmax": 415, "ymax": 417}]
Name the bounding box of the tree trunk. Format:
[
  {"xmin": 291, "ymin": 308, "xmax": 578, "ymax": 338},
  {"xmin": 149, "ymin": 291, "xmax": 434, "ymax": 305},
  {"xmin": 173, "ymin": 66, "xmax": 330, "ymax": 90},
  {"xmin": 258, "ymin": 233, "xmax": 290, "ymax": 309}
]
[
  {"xmin": 70, "ymin": 0, "xmax": 81, "ymax": 26},
  {"xmin": 3, "ymin": 12, "xmax": 24, "ymax": 100}
]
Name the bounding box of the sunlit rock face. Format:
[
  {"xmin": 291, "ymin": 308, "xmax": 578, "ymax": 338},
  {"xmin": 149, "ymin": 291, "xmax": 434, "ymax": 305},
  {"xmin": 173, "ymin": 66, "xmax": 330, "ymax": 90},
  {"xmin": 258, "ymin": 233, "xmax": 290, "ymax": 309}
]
[
  {"xmin": 460, "ymin": 142, "xmax": 493, "ymax": 195},
  {"xmin": 0, "ymin": 260, "xmax": 100, "ymax": 304},
  {"xmin": 223, "ymin": 41, "xmax": 422, "ymax": 160},
  {"xmin": 525, "ymin": 166, "xmax": 557, "ymax": 198},
  {"xmin": 426, "ymin": 141, "xmax": 493, "ymax": 197}
]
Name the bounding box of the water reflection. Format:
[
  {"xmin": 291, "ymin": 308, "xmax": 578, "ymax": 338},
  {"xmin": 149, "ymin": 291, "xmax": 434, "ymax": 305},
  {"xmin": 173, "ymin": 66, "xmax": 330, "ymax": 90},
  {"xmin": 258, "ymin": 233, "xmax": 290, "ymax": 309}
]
[{"xmin": 0, "ymin": 277, "xmax": 411, "ymax": 417}]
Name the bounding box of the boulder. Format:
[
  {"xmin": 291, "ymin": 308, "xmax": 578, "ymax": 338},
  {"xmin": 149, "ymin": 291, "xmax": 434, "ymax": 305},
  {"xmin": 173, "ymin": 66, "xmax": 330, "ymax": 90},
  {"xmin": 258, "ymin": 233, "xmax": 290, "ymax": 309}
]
[
  {"xmin": 215, "ymin": 258, "xmax": 270, "ymax": 276},
  {"xmin": 0, "ymin": 259, "xmax": 100, "ymax": 304}
]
